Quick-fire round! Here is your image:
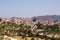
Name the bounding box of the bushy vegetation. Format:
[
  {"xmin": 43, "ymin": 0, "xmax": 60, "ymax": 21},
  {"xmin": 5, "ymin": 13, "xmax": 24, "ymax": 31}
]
[{"xmin": 0, "ymin": 21, "xmax": 60, "ymax": 40}]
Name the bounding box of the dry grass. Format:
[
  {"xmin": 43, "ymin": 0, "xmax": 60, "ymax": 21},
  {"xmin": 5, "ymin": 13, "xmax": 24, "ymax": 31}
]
[{"xmin": 5, "ymin": 36, "xmax": 45, "ymax": 40}]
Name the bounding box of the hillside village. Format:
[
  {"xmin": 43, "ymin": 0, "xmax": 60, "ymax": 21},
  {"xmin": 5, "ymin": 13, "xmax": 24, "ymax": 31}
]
[{"xmin": 0, "ymin": 17, "xmax": 60, "ymax": 40}]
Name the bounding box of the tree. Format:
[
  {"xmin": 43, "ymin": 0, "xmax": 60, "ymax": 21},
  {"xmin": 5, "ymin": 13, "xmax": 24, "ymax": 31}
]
[
  {"xmin": 0, "ymin": 18, "xmax": 2, "ymax": 21},
  {"xmin": 33, "ymin": 18, "xmax": 36, "ymax": 22},
  {"xmin": 36, "ymin": 22, "xmax": 44, "ymax": 29},
  {"xmin": 51, "ymin": 24, "xmax": 59, "ymax": 31}
]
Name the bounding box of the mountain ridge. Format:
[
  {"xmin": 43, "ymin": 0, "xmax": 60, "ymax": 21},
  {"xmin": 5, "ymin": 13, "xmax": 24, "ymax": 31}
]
[{"xmin": 32, "ymin": 15, "xmax": 60, "ymax": 21}]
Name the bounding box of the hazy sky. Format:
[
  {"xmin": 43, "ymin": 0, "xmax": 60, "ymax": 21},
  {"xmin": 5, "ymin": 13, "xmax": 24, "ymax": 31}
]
[{"xmin": 0, "ymin": 0, "xmax": 60, "ymax": 18}]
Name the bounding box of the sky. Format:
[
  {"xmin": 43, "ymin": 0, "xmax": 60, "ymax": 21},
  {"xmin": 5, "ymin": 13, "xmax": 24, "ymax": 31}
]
[{"xmin": 0, "ymin": 0, "xmax": 60, "ymax": 18}]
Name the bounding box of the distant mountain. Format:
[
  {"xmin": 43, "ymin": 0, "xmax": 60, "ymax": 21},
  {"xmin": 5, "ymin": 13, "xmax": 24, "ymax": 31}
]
[{"xmin": 32, "ymin": 15, "xmax": 60, "ymax": 21}]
